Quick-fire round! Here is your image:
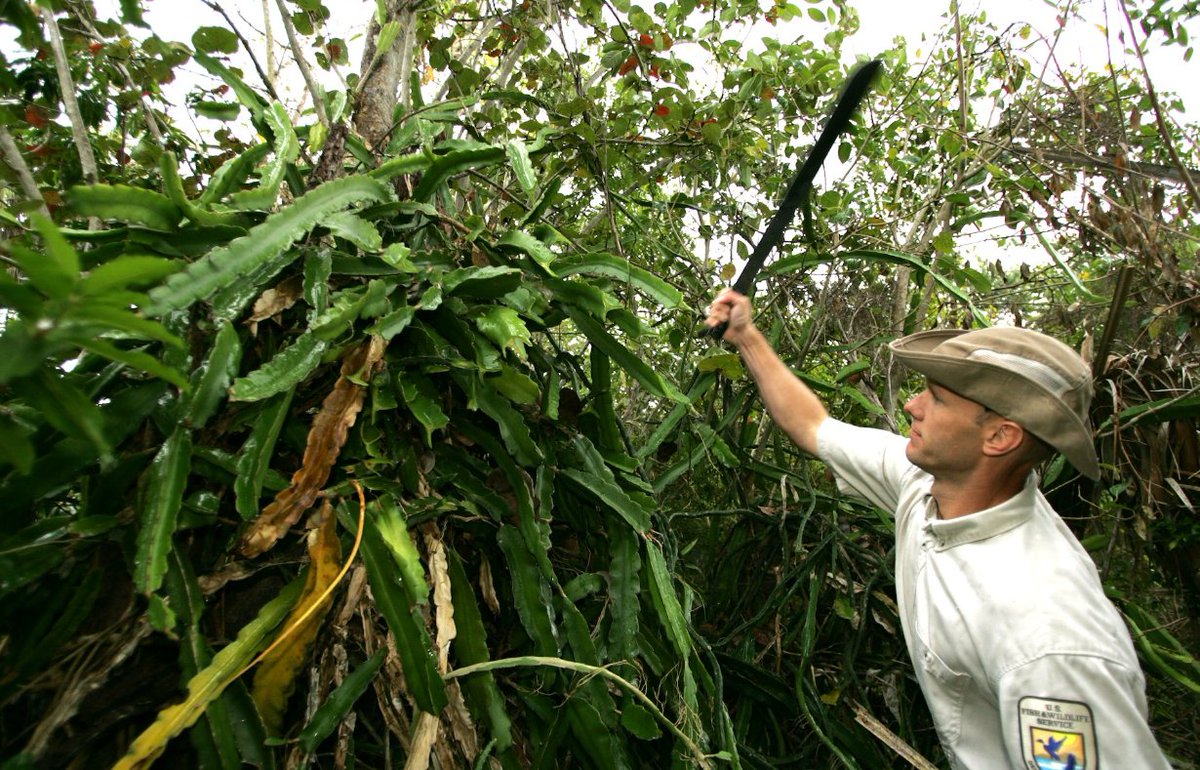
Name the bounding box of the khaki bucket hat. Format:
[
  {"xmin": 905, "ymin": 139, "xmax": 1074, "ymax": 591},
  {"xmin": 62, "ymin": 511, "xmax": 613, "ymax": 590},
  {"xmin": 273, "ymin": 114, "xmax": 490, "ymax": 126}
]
[{"xmin": 889, "ymin": 327, "xmax": 1100, "ymax": 480}]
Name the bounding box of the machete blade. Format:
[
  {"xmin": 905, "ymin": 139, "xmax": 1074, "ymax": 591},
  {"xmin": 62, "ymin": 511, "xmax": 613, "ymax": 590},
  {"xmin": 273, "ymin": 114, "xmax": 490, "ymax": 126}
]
[{"xmin": 705, "ymin": 58, "xmax": 882, "ymax": 338}]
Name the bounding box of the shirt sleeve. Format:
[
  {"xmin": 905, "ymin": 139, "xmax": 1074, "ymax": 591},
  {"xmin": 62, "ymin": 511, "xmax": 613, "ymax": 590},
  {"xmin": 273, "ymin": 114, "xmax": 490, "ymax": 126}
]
[
  {"xmin": 816, "ymin": 417, "xmax": 916, "ymax": 514},
  {"xmin": 999, "ymin": 653, "xmax": 1173, "ymax": 769}
]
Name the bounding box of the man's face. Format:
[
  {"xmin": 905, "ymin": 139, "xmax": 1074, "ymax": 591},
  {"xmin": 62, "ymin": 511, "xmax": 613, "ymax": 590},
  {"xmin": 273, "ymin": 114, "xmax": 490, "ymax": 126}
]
[{"xmin": 902, "ymin": 380, "xmax": 991, "ymax": 478}]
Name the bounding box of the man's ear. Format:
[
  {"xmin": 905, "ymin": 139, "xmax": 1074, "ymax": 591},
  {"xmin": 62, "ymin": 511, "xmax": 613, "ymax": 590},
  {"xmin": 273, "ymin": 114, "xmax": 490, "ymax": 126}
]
[{"xmin": 981, "ymin": 417, "xmax": 1025, "ymax": 459}]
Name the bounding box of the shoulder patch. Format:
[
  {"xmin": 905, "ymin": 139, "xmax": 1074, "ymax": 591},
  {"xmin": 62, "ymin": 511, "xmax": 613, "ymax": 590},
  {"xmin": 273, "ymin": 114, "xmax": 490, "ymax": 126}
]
[{"xmin": 1018, "ymin": 696, "xmax": 1096, "ymax": 770}]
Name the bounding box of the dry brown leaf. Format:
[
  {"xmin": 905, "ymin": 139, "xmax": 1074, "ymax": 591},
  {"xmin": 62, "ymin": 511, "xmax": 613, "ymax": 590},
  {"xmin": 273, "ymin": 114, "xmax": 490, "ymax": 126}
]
[
  {"xmin": 423, "ymin": 525, "xmax": 455, "ymax": 672},
  {"xmin": 404, "ymin": 711, "xmax": 439, "ymax": 770},
  {"xmin": 443, "ymin": 680, "xmax": 479, "ymax": 761},
  {"xmin": 251, "ymin": 502, "xmax": 341, "ymax": 733},
  {"xmin": 246, "ymin": 275, "xmax": 305, "ymax": 335},
  {"xmin": 240, "ymin": 336, "xmax": 387, "ymax": 557},
  {"xmin": 478, "ymin": 557, "xmax": 500, "ymax": 615},
  {"xmin": 852, "ymin": 702, "xmax": 938, "ymax": 770}
]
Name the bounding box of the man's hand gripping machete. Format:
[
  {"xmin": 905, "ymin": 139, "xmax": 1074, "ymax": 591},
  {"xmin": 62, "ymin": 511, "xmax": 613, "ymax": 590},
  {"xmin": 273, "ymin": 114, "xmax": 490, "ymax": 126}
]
[{"xmin": 706, "ymin": 59, "xmax": 882, "ymax": 339}]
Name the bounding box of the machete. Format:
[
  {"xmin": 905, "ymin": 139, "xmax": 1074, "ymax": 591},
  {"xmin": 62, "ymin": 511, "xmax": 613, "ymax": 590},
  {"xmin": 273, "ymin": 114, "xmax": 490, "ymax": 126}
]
[{"xmin": 706, "ymin": 58, "xmax": 882, "ymax": 338}]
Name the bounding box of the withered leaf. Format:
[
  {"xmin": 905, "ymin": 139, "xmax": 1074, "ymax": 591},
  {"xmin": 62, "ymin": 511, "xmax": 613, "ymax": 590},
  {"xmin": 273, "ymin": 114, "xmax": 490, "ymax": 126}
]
[
  {"xmin": 240, "ymin": 336, "xmax": 386, "ymax": 557},
  {"xmin": 251, "ymin": 501, "xmax": 342, "ymax": 732},
  {"xmin": 246, "ymin": 275, "xmax": 304, "ymax": 335}
]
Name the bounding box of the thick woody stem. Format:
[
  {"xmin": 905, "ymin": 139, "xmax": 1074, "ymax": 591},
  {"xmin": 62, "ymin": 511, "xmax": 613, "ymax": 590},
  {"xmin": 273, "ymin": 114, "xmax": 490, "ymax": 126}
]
[
  {"xmin": 272, "ymin": 0, "xmax": 329, "ymax": 127},
  {"xmin": 43, "ymin": 9, "xmax": 98, "ymax": 184},
  {"xmin": 0, "ymin": 124, "xmax": 51, "ymax": 219},
  {"xmin": 69, "ymin": 4, "xmax": 165, "ymax": 144}
]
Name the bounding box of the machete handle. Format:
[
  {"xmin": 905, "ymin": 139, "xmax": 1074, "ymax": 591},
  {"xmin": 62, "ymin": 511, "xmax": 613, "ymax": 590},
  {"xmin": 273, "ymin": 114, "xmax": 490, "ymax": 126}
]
[{"xmin": 700, "ymin": 319, "xmax": 728, "ymax": 340}]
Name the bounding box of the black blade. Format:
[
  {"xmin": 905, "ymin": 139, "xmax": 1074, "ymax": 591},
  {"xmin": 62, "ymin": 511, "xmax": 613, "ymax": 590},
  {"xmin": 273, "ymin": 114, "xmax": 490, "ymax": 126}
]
[{"xmin": 706, "ymin": 59, "xmax": 882, "ymax": 337}]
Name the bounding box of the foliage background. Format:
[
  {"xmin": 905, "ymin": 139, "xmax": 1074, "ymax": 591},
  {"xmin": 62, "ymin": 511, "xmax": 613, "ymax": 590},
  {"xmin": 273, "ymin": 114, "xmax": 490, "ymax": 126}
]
[{"xmin": 1, "ymin": 0, "xmax": 1198, "ymax": 767}]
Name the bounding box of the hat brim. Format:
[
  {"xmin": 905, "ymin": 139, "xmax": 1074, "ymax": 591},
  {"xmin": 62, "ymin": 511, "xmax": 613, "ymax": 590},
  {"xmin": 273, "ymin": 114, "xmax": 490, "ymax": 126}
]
[{"xmin": 890, "ymin": 330, "xmax": 1100, "ymax": 480}]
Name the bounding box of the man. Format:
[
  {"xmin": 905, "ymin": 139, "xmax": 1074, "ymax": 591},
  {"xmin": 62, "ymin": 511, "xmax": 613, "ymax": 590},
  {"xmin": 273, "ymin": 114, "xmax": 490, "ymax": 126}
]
[{"xmin": 705, "ymin": 288, "xmax": 1172, "ymax": 769}]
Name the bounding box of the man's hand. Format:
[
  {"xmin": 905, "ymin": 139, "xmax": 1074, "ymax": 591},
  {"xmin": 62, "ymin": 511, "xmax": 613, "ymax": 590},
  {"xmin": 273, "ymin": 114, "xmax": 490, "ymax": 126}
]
[{"xmin": 705, "ymin": 288, "xmax": 754, "ymax": 344}]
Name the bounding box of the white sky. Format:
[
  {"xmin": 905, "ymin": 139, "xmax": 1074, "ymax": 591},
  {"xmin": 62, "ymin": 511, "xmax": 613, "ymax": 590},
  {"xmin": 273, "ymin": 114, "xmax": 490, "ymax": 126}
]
[
  {"xmin": 119, "ymin": 0, "xmax": 1197, "ymax": 105},
  {"xmin": 33, "ymin": 0, "xmax": 1200, "ymax": 274}
]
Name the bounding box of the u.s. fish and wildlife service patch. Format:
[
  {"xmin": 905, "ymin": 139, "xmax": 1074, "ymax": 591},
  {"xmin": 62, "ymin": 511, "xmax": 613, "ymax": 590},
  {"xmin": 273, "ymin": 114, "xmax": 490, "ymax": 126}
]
[{"xmin": 1018, "ymin": 697, "xmax": 1096, "ymax": 770}]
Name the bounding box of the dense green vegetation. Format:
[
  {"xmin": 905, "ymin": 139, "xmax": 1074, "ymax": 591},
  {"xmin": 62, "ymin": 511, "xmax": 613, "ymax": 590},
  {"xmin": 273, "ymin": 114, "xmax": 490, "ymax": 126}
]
[{"xmin": 1, "ymin": 0, "xmax": 1197, "ymax": 767}]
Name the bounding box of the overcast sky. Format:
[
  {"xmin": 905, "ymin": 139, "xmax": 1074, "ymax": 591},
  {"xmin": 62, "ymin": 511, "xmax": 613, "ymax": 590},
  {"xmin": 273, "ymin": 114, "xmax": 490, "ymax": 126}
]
[{"xmin": 115, "ymin": 0, "xmax": 1195, "ymax": 112}]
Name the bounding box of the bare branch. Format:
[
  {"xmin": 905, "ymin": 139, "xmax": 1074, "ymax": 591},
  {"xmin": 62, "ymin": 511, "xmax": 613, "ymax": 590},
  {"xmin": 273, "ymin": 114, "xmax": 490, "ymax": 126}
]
[
  {"xmin": 202, "ymin": 0, "xmax": 282, "ymax": 104},
  {"xmin": 42, "ymin": 9, "xmax": 98, "ymax": 184},
  {"xmin": 1117, "ymin": 0, "xmax": 1200, "ymax": 212},
  {"xmin": 272, "ymin": 0, "xmax": 329, "ymax": 128},
  {"xmin": 0, "ymin": 124, "xmax": 51, "ymax": 219}
]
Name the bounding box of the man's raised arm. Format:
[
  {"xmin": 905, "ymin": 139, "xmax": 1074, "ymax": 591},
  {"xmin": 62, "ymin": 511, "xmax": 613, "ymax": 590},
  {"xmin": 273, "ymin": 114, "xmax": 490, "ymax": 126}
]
[{"xmin": 705, "ymin": 289, "xmax": 828, "ymax": 456}]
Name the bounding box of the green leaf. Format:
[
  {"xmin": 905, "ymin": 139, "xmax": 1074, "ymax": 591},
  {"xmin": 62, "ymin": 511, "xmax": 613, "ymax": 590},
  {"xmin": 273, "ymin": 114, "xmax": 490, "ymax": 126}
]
[
  {"xmin": 645, "ymin": 541, "xmax": 691, "ymax": 658},
  {"xmin": 192, "ymin": 51, "xmax": 270, "ymax": 120},
  {"xmin": 199, "ymin": 143, "xmax": 271, "ymax": 205},
  {"xmin": 75, "ymin": 338, "xmax": 188, "ymax": 388},
  {"xmin": 372, "ymin": 498, "xmax": 430, "ymax": 606},
  {"xmin": 369, "ymin": 151, "xmax": 431, "ymax": 181},
  {"xmin": 497, "ymin": 229, "xmax": 556, "ymax": 269},
  {"xmin": 487, "ymin": 364, "xmax": 540, "ymax": 405},
  {"xmin": 66, "ymin": 184, "xmax": 182, "ymax": 231},
  {"xmin": 442, "ymin": 265, "xmax": 522, "ymax": 298},
  {"xmin": 358, "ymin": 508, "xmax": 447, "ymax": 714},
  {"xmin": 556, "ymin": 252, "xmax": 683, "ymax": 308},
  {"xmin": 0, "ymin": 412, "xmax": 34, "ymax": 475},
  {"xmin": 446, "ymin": 549, "xmax": 512, "ymax": 750},
  {"xmin": 474, "ymin": 307, "xmax": 531, "ymax": 358},
  {"xmin": 228, "ymin": 103, "xmax": 300, "ymax": 211},
  {"xmin": 621, "ymin": 702, "xmax": 662, "ymax": 740},
  {"xmin": 160, "ymin": 152, "xmax": 245, "ymax": 227},
  {"xmin": 61, "ymin": 304, "xmax": 184, "ymax": 348},
  {"xmin": 371, "ymin": 305, "xmax": 415, "ymax": 340},
  {"xmin": 12, "ymin": 370, "xmax": 111, "ymax": 465},
  {"xmin": 564, "ymin": 306, "xmax": 686, "ymax": 404},
  {"xmin": 506, "ymin": 139, "xmax": 537, "ymax": 201},
  {"xmin": 696, "ymin": 353, "xmax": 744, "ymax": 379},
  {"xmin": 32, "ymin": 212, "xmax": 81, "ymax": 284},
  {"xmin": 9, "ymin": 243, "xmax": 74, "ymax": 301},
  {"xmin": 192, "ymin": 26, "xmax": 239, "ymax": 54},
  {"xmin": 468, "ymin": 373, "xmax": 543, "ymax": 465},
  {"xmin": 146, "ymin": 176, "xmax": 390, "ymax": 316},
  {"xmin": 193, "ymin": 100, "xmax": 241, "ymax": 121},
  {"xmin": 134, "ymin": 427, "xmax": 193, "ymax": 595},
  {"xmin": 184, "ymin": 321, "xmax": 242, "ymax": 429},
  {"xmin": 234, "ymin": 389, "xmax": 294, "ymax": 520},
  {"xmin": 607, "ymin": 525, "xmax": 641, "ymax": 660},
  {"xmin": 297, "ymin": 648, "xmax": 387, "ymax": 754},
  {"xmin": 323, "ymin": 212, "xmax": 382, "ymax": 252},
  {"xmin": 229, "ymin": 333, "xmax": 327, "ymax": 402},
  {"xmin": 497, "ymin": 525, "xmax": 558, "ymax": 656},
  {"xmin": 80, "ymin": 256, "xmax": 183, "ymax": 295},
  {"xmin": 412, "ymin": 146, "xmax": 505, "ymax": 202},
  {"xmin": 397, "ymin": 371, "xmax": 449, "ymax": 445},
  {"xmin": 562, "ymin": 435, "xmax": 650, "ymax": 533},
  {"xmin": 303, "ymin": 249, "xmax": 333, "ymax": 314}
]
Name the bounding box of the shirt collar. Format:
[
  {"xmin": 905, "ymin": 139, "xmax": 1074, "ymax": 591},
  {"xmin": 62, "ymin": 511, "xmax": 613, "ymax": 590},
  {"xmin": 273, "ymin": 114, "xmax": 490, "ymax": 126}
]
[{"xmin": 925, "ymin": 473, "xmax": 1040, "ymax": 549}]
